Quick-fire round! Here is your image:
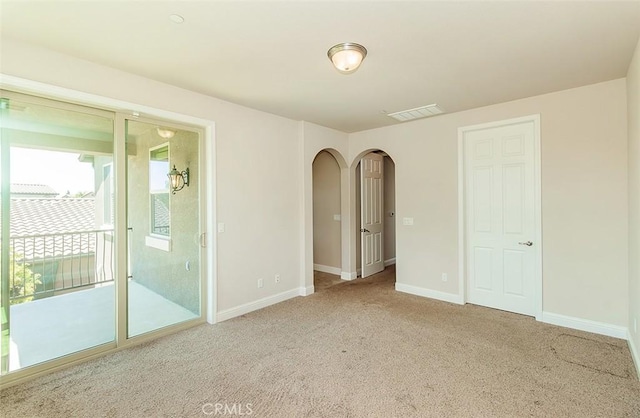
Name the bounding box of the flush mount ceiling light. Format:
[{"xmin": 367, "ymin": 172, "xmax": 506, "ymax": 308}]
[
  {"xmin": 156, "ymin": 127, "xmax": 176, "ymax": 139},
  {"xmin": 327, "ymin": 42, "xmax": 367, "ymax": 74}
]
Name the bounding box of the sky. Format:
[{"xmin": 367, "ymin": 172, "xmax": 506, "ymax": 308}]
[{"xmin": 10, "ymin": 147, "xmax": 95, "ymax": 195}]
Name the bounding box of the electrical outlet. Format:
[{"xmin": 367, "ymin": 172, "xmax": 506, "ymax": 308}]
[
  {"xmin": 441, "ymin": 273, "xmax": 448, "ymax": 282},
  {"xmin": 275, "ymin": 274, "xmax": 281, "ymax": 284},
  {"xmin": 257, "ymin": 278, "xmax": 264, "ymax": 288}
]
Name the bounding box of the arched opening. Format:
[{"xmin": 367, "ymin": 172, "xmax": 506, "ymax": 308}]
[
  {"xmin": 310, "ymin": 148, "xmax": 349, "ymax": 291},
  {"xmin": 312, "ymin": 150, "xmax": 342, "ymax": 289},
  {"xmin": 352, "ymin": 149, "xmax": 396, "ymax": 282}
]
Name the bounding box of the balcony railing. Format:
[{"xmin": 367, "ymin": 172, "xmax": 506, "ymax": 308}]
[{"xmin": 9, "ymin": 229, "xmax": 115, "ymax": 304}]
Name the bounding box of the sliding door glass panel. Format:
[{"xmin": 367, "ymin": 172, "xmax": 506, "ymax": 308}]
[
  {"xmin": 126, "ymin": 120, "xmax": 200, "ymax": 337},
  {"xmin": 0, "ymin": 91, "xmax": 115, "ymax": 374}
]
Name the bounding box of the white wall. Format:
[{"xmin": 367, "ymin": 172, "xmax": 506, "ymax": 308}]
[
  {"xmin": 0, "ymin": 39, "xmax": 303, "ymax": 316},
  {"xmin": 1, "ymin": 38, "xmax": 634, "ymax": 340},
  {"xmin": 349, "ymin": 79, "xmax": 629, "ymax": 329},
  {"xmin": 312, "ymin": 151, "xmax": 341, "ymax": 271},
  {"xmin": 627, "ymin": 37, "xmax": 640, "ymax": 375}
]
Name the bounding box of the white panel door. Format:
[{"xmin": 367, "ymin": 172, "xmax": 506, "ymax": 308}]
[
  {"xmin": 464, "ymin": 121, "xmax": 537, "ymax": 316},
  {"xmin": 361, "ymin": 152, "xmax": 384, "ymax": 278}
]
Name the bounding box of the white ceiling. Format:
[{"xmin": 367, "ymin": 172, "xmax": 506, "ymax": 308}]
[{"xmin": 2, "ymin": 1, "xmax": 639, "ymax": 133}]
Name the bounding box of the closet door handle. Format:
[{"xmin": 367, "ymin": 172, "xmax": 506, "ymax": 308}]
[
  {"xmin": 518, "ymin": 241, "xmax": 533, "ymax": 246},
  {"xmin": 360, "ymin": 228, "xmax": 370, "ymax": 233}
]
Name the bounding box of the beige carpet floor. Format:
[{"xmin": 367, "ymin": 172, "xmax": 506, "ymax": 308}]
[
  {"xmin": 313, "ymin": 270, "xmax": 348, "ymax": 291},
  {"xmin": 2, "ymin": 266, "xmax": 639, "ymax": 417}
]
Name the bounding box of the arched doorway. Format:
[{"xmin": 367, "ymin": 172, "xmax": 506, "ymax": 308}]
[
  {"xmin": 352, "ymin": 149, "xmax": 396, "ymax": 279},
  {"xmin": 309, "ymin": 148, "xmax": 349, "ymax": 291},
  {"xmin": 312, "ymin": 150, "xmax": 342, "ymax": 289}
]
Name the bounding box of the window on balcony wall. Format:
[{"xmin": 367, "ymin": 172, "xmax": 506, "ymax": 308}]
[{"xmin": 149, "ymin": 144, "xmax": 170, "ymax": 237}]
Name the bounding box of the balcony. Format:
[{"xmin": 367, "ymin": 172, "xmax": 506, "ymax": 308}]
[
  {"xmin": 9, "ymin": 229, "xmax": 115, "ymax": 304},
  {"xmin": 8, "ymin": 280, "xmax": 197, "ymax": 371},
  {"xmin": 5, "ymin": 229, "xmax": 198, "ymax": 372}
]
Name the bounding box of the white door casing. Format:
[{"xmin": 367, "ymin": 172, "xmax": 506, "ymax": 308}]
[
  {"xmin": 461, "ymin": 116, "xmax": 541, "ymax": 317},
  {"xmin": 361, "ymin": 152, "xmax": 384, "ymax": 278}
]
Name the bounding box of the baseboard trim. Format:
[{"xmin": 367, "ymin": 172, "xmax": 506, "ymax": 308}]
[
  {"xmin": 395, "ymin": 283, "xmax": 464, "ymax": 305},
  {"xmin": 217, "ymin": 288, "xmax": 301, "ymax": 322},
  {"xmin": 541, "ymin": 312, "xmax": 627, "ymax": 339},
  {"xmin": 384, "ymin": 257, "xmax": 396, "ymax": 266},
  {"xmin": 627, "ymin": 331, "xmax": 640, "ymax": 380},
  {"xmin": 313, "ymin": 264, "xmax": 341, "ymax": 275},
  {"xmin": 341, "ymin": 271, "xmax": 357, "ymax": 280},
  {"xmin": 299, "ymin": 285, "xmax": 314, "ymax": 296}
]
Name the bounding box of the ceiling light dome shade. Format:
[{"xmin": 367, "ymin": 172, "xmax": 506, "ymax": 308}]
[
  {"xmin": 157, "ymin": 127, "xmax": 176, "ymax": 139},
  {"xmin": 328, "ymin": 43, "xmax": 367, "ymax": 74}
]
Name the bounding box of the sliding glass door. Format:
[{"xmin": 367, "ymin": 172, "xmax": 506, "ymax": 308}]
[
  {"xmin": 125, "ymin": 119, "xmax": 201, "ymax": 337},
  {"xmin": 0, "ymin": 91, "xmax": 205, "ymax": 380},
  {"xmin": 0, "ymin": 91, "xmax": 115, "ymax": 373}
]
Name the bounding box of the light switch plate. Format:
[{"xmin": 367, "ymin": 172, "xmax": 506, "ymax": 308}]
[
  {"xmin": 217, "ymin": 223, "xmax": 225, "ymax": 233},
  {"xmin": 402, "ymin": 217, "xmax": 414, "ymax": 225},
  {"xmin": 333, "ymin": 214, "xmax": 341, "ymax": 221}
]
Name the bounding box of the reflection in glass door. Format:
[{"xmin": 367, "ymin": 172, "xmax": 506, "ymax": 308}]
[
  {"xmin": 125, "ymin": 119, "xmax": 201, "ymax": 337},
  {"xmin": 0, "ymin": 91, "xmax": 115, "ymax": 374}
]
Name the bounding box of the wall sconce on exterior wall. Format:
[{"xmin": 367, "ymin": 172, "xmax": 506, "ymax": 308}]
[{"xmin": 168, "ymin": 165, "xmax": 189, "ymax": 194}]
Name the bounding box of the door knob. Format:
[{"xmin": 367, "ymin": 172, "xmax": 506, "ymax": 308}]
[
  {"xmin": 360, "ymin": 228, "xmax": 370, "ymax": 233},
  {"xmin": 518, "ymin": 241, "xmax": 533, "ymax": 246}
]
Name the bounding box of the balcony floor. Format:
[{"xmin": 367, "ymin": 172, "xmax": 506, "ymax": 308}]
[{"xmin": 8, "ymin": 281, "xmax": 198, "ymax": 372}]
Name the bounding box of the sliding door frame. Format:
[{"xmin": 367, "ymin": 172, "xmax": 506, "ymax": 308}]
[
  {"xmin": 119, "ymin": 113, "xmax": 208, "ymax": 339},
  {"xmin": 1, "ymin": 121, "xmax": 10, "ymax": 375},
  {"xmin": 0, "ymin": 75, "xmax": 217, "ymax": 389}
]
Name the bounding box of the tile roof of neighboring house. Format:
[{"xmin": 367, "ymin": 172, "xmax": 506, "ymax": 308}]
[
  {"xmin": 10, "ymin": 198, "xmax": 101, "ymax": 260},
  {"xmin": 10, "ymin": 183, "xmax": 59, "ymax": 197}
]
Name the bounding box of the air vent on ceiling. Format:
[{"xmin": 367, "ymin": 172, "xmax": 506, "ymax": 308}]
[{"xmin": 387, "ymin": 104, "xmax": 444, "ymax": 122}]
